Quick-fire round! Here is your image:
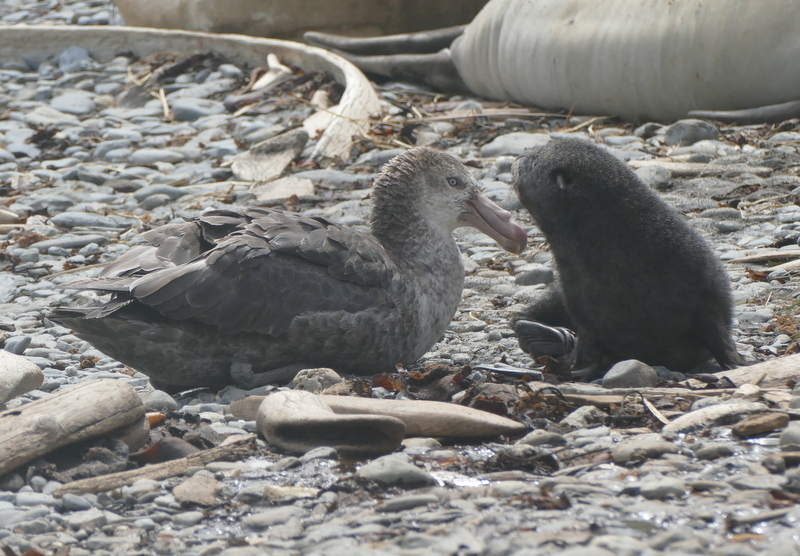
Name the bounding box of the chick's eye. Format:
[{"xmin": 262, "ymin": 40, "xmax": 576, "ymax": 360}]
[{"xmin": 447, "ymin": 177, "xmax": 460, "ymax": 188}]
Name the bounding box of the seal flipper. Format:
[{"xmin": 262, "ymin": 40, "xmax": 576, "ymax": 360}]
[
  {"xmin": 305, "ymin": 30, "xmax": 468, "ymax": 94},
  {"xmin": 305, "ymin": 26, "xmax": 466, "ymax": 56},
  {"xmin": 514, "ymin": 320, "xmax": 576, "ymax": 358}
]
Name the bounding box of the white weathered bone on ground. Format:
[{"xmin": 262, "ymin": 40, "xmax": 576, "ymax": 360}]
[
  {"xmin": 251, "ymin": 53, "xmax": 292, "ymax": 90},
  {"xmin": 254, "ymin": 390, "xmax": 527, "ymax": 455},
  {"xmin": 0, "ymin": 379, "xmax": 145, "ymax": 476},
  {"xmin": 0, "ymin": 350, "xmax": 43, "ymax": 407},
  {"xmin": 0, "ymin": 25, "xmax": 381, "ymax": 160}
]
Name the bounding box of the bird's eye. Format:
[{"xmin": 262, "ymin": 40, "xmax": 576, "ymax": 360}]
[{"xmin": 447, "ymin": 177, "xmax": 460, "ymax": 188}]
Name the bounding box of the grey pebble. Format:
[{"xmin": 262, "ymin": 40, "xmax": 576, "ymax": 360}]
[
  {"xmin": 357, "ymin": 454, "xmax": 436, "ymax": 487},
  {"xmin": 140, "ymin": 389, "xmax": 179, "ymax": 412},
  {"xmin": 132, "ymin": 184, "xmax": 189, "ymax": 201},
  {"xmin": 694, "ymin": 442, "xmax": 734, "ymax": 460},
  {"xmin": 300, "ymin": 446, "xmax": 338, "ymax": 463},
  {"xmin": 50, "ymin": 211, "xmax": 125, "ymax": 229},
  {"xmin": 128, "ymin": 148, "xmax": 185, "ymax": 165},
  {"xmin": 480, "ymin": 132, "xmax": 550, "ymax": 157},
  {"xmin": 171, "ymin": 98, "xmax": 226, "ymax": 121},
  {"xmin": 640, "ymin": 478, "xmax": 687, "ymax": 500},
  {"xmin": 375, "ymin": 493, "xmax": 439, "ymax": 512},
  {"xmin": 560, "ymin": 405, "xmax": 607, "ymax": 429},
  {"xmin": 242, "ymin": 506, "xmax": 305, "ymax": 530},
  {"xmin": 602, "ymin": 359, "xmax": 658, "ymax": 388},
  {"xmin": 50, "ymin": 91, "xmax": 95, "ymax": 115},
  {"xmin": 665, "ymin": 119, "xmax": 719, "ymax": 146},
  {"xmin": 29, "ymin": 234, "xmax": 108, "ymax": 252},
  {"xmin": 171, "ymin": 511, "xmax": 204, "ymax": 527},
  {"xmin": 61, "ymin": 493, "xmax": 93, "ymax": 512}
]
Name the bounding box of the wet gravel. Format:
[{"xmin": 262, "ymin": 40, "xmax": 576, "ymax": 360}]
[{"xmin": 1, "ymin": 1, "xmax": 800, "ymax": 555}]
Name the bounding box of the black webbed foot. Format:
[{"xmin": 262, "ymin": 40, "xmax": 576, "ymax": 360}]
[{"xmin": 514, "ymin": 320, "xmax": 577, "ymax": 357}]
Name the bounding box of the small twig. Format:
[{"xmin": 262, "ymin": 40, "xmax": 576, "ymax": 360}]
[
  {"xmin": 642, "ymin": 397, "xmax": 671, "ymax": 425},
  {"xmin": 290, "ymin": 93, "xmax": 371, "ymax": 124},
  {"xmin": 151, "ymin": 87, "xmax": 172, "ymax": 120},
  {"xmin": 126, "ymin": 65, "xmax": 149, "ymax": 87},
  {"xmin": 559, "ymin": 115, "xmax": 613, "ymax": 133},
  {"xmin": 750, "ymin": 370, "xmax": 767, "ymax": 386}
]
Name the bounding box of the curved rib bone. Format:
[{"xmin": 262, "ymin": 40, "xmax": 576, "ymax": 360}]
[{"xmin": 255, "ymin": 390, "xmax": 526, "ymax": 456}]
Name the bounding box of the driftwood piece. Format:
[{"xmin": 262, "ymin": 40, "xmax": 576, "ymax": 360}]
[
  {"xmin": 255, "ymin": 390, "xmax": 527, "ymax": 456},
  {"xmin": 728, "ymin": 250, "xmax": 800, "ymax": 264},
  {"xmin": 0, "ymin": 379, "xmax": 144, "ymax": 476},
  {"xmin": 771, "ymin": 259, "xmax": 800, "ymax": 273},
  {"xmin": 54, "ymin": 434, "xmax": 257, "ymax": 496},
  {"xmin": 712, "ymin": 354, "xmax": 800, "ymax": 390},
  {"xmin": 662, "ymin": 401, "xmax": 768, "ymax": 434},
  {"xmin": 626, "ymin": 160, "xmax": 772, "ymax": 178}
]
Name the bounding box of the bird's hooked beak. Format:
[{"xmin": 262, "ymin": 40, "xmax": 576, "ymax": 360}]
[{"xmin": 461, "ymin": 191, "xmax": 528, "ymax": 254}]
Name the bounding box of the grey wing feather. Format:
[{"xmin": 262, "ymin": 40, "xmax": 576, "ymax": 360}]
[{"xmin": 97, "ymin": 208, "xmax": 396, "ymax": 336}]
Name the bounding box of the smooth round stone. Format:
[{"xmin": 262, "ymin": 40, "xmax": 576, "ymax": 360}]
[
  {"xmin": 15, "ymin": 492, "xmax": 54, "ymax": 506},
  {"xmin": 134, "ymin": 517, "xmax": 157, "ymax": 530},
  {"xmin": 61, "ymin": 493, "xmax": 92, "ymax": 512},
  {"xmin": 602, "ymin": 360, "xmax": 658, "ymax": 388},
  {"xmin": 694, "ymin": 442, "xmax": 734, "ymax": 460},
  {"xmin": 102, "ymin": 128, "xmax": 143, "ymax": 142},
  {"xmin": 29, "ymin": 234, "xmax": 108, "ymax": 252},
  {"xmin": 24, "ymin": 106, "xmax": 81, "ymax": 128},
  {"xmin": 242, "ymin": 506, "xmax": 305, "ymax": 531},
  {"xmin": 357, "ymin": 454, "xmax": 436, "ymax": 487},
  {"xmin": 635, "ymin": 165, "xmax": 671, "ymax": 189},
  {"xmin": 728, "ymin": 474, "xmax": 787, "ymax": 491},
  {"xmin": 664, "ymin": 119, "xmax": 718, "ymax": 146},
  {"xmin": 560, "ymin": 405, "xmax": 607, "ymax": 429},
  {"xmin": 299, "ymin": 446, "xmax": 339, "ymax": 464},
  {"xmin": 480, "ymin": 132, "xmax": 550, "ymax": 157},
  {"xmin": 57, "ymin": 46, "xmax": 96, "ymax": 73},
  {"xmin": 640, "ymin": 478, "xmax": 687, "ymax": 500},
  {"xmin": 138, "ymin": 194, "xmax": 171, "ymax": 210},
  {"xmin": 514, "ymin": 263, "xmax": 554, "ymax": 285},
  {"xmin": 375, "ymin": 493, "xmax": 439, "ymax": 512},
  {"xmin": 0, "ymin": 148, "xmax": 14, "ymax": 163},
  {"xmin": 50, "ymin": 212, "xmax": 123, "ymax": 229},
  {"xmin": 94, "ymin": 82, "xmax": 123, "ymax": 95},
  {"xmin": 93, "ymin": 139, "xmax": 131, "ymax": 158},
  {"xmin": 50, "ymin": 92, "xmax": 95, "ymax": 115},
  {"xmin": 779, "ymin": 423, "xmax": 800, "ymax": 450},
  {"xmin": 128, "ymin": 148, "xmax": 185, "ymax": 165},
  {"xmin": 171, "ymin": 98, "xmax": 226, "ymax": 122},
  {"xmin": 171, "ymin": 511, "xmax": 204, "ymax": 527},
  {"xmin": 6, "ymin": 142, "xmax": 40, "ymax": 158},
  {"xmin": 612, "ymin": 438, "xmax": 679, "ymax": 464},
  {"xmin": 133, "ymin": 184, "xmax": 188, "ymax": 202},
  {"xmin": 140, "ymin": 390, "xmax": 179, "ymax": 412},
  {"xmin": 218, "ymin": 64, "xmax": 243, "ymax": 79},
  {"xmin": 517, "ymin": 430, "xmax": 567, "ymax": 447},
  {"xmin": 292, "ymin": 368, "xmax": 342, "ymax": 393}
]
